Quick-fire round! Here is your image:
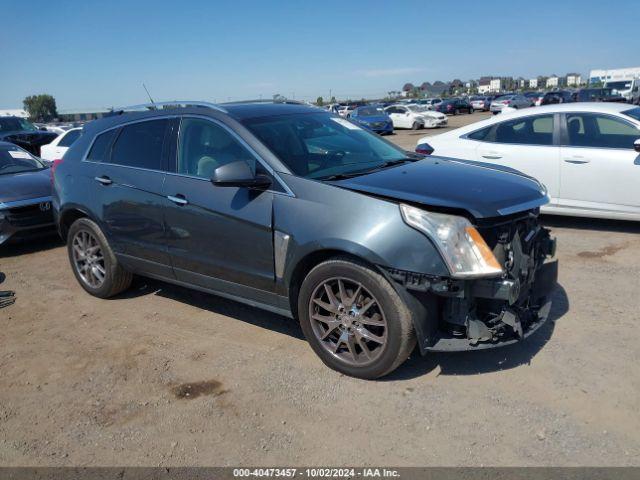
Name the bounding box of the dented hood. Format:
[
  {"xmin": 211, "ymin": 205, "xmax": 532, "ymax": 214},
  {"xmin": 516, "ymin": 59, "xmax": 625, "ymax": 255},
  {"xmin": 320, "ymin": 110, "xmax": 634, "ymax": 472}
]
[{"xmin": 332, "ymin": 157, "xmax": 549, "ymax": 219}]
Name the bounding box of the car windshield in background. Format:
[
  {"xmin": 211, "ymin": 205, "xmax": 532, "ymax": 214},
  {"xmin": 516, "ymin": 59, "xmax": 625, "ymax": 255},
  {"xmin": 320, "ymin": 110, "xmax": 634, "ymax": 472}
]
[
  {"xmin": 243, "ymin": 112, "xmax": 408, "ymax": 180},
  {"xmin": 407, "ymin": 106, "xmax": 428, "ymax": 112},
  {"xmin": 0, "ymin": 145, "xmax": 45, "ymax": 174},
  {"xmin": 623, "ymin": 107, "xmax": 640, "ymax": 122},
  {"xmin": 0, "ymin": 117, "xmax": 38, "ymax": 133},
  {"xmin": 356, "ymin": 107, "xmax": 383, "ymax": 116},
  {"xmin": 607, "ymin": 81, "xmax": 632, "ymax": 90}
]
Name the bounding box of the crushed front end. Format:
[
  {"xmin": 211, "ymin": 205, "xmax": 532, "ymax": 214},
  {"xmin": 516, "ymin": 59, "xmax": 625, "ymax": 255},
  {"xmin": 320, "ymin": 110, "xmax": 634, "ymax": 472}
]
[{"xmin": 388, "ymin": 207, "xmax": 558, "ymax": 352}]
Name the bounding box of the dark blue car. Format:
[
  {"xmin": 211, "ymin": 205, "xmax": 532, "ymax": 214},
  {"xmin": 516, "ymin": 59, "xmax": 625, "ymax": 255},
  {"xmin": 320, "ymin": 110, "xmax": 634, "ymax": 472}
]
[{"xmin": 349, "ymin": 106, "xmax": 393, "ymax": 134}]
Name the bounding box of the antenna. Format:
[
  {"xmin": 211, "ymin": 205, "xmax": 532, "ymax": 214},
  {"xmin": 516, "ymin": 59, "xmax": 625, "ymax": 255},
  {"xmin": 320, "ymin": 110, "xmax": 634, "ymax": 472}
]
[{"xmin": 142, "ymin": 83, "xmax": 155, "ymax": 105}]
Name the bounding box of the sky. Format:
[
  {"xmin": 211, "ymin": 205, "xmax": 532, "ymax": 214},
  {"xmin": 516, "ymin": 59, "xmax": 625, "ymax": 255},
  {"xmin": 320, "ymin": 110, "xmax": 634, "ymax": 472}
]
[{"xmin": 1, "ymin": 0, "xmax": 638, "ymax": 111}]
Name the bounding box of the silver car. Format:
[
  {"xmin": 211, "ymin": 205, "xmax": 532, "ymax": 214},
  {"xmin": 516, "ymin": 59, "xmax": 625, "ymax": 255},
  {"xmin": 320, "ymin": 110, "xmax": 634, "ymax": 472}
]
[{"xmin": 490, "ymin": 94, "xmax": 532, "ymax": 114}]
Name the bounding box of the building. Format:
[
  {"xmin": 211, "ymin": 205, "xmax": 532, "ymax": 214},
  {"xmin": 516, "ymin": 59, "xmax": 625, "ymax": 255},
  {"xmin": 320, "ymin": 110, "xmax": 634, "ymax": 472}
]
[
  {"xmin": 589, "ymin": 66, "xmax": 640, "ymax": 84},
  {"xmin": 517, "ymin": 77, "xmax": 528, "ymax": 89},
  {"xmin": 566, "ymin": 73, "xmax": 582, "ymax": 87},
  {"xmin": 546, "ymin": 75, "xmax": 564, "ymax": 88},
  {"xmin": 529, "ymin": 78, "xmax": 538, "ymax": 89},
  {"xmin": 489, "ymin": 78, "xmax": 503, "ymax": 92},
  {"xmin": 0, "ymin": 109, "xmax": 28, "ymax": 118},
  {"xmin": 478, "ymin": 76, "xmax": 491, "ymax": 94}
]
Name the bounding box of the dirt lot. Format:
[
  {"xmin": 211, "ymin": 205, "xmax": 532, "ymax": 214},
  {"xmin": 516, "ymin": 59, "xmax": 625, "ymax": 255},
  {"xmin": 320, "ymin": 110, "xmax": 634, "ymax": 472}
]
[{"xmin": 1, "ymin": 111, "xmax": 639, "ymax": 467}]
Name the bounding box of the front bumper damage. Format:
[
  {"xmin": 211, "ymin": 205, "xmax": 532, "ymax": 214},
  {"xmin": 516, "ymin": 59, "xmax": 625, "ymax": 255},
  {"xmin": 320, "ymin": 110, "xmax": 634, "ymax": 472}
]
[{"xmin": 385, "ymin": 212, "xmax": 558, "ymax": 353}]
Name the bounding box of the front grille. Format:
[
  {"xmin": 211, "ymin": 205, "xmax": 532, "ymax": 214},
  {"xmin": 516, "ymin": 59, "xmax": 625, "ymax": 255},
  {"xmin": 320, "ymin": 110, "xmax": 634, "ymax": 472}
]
[{"xmin": 5, "ymin": 203, "xmax": 53, "ymax": 227}]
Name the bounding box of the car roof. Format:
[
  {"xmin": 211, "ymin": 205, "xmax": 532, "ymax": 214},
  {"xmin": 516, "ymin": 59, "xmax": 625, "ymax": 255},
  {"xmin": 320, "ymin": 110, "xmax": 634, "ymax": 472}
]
[
  {"xmin": 433, "ymin": 102, "xmax": 639, "ymax": 137},
  {"xmin": 81, "ymin": 102, "xmax": 323, "ymax": 135}
]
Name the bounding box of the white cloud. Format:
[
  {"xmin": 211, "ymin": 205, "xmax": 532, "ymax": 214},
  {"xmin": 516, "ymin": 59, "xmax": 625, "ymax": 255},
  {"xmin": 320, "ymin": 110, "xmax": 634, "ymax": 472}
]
[{"xmin": 359, "ymin": 67, "xmax": 426, "ymax": 78}]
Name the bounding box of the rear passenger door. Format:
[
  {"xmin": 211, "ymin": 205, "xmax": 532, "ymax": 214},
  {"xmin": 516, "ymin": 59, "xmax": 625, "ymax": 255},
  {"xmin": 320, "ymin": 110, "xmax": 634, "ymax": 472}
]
[
  {"xmin": 90, "ymin": 117, "xmax": 176, "ymax": 277},
  {"xmin": 472, "ymin": 114, "xmax": 560, "ymax": 204},
  {"xmin": 162, "ymin": 116, "xmax": 276, "ymax": 297},
  {"xmin": 559, "ymin": 112, "xmax": 640, "ymax": 215}
]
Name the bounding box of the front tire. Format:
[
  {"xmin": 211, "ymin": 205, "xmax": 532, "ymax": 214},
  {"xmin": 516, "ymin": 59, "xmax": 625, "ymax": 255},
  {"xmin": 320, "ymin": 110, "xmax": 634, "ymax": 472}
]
[
  {"xmin": 411, "ymin": 121, "xmax": 420, "ymax": 130},
  {"xmin": 298, "ymin": 258, "xmax": 416, "ymax": 379},
  {"xmin": 67, "ymin": 218, "xmax": 132, "ymax": 298}
]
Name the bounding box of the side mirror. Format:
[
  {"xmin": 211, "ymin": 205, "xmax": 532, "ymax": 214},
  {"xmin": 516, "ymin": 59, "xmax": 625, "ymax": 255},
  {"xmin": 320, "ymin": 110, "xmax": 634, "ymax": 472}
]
[
  {"xmin": 211, "ymin": 161, "xmax": 272, "ymax": 189},
  {"xmin": 634, "ymin": 139, "xmax": 640, "ymax": 154}
]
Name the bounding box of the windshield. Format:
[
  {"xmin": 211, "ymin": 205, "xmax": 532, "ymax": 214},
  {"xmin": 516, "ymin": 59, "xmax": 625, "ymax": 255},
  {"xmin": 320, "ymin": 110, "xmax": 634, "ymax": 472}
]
[
  {"xmin": 407, "ymin": 105, "xmax": 428, "ymax": 112},
  {"xmin": 0, "ymin": 117, "xmax": 38, "ymax": 133},
  {"xmin": 356, "ymin": 107, "xmax": 384, "ymax": 116},
  {"xmin": 0, "ymin": 145, "xmax": 45, "ymax": 175},
  {"xmin": 606, "ymin": 81, "xmax": 632, "ymax": 91},
  {"xmin": 243, "ymin": 112, "xmax": 409, "ymax": 180},
  {"xmin": 623, "ymin": 107, "xmax": 640, "ymax": 122}
]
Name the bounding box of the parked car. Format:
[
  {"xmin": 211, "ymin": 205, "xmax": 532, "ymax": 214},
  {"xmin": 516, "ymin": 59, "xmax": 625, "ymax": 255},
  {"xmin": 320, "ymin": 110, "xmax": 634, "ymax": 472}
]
[
  {"xmin": 53, "ymin": 100, "xmax": 557, "ymax": 379},
  {"xmin": 573, "ymin": 88, "xmax": 626, "ymax": 103},
  {"xmin": 385, "ymin": 104, "xmax": 447, "ymax": 129},
  {"xmin": 604, "ymin": 78, "xmax": 640, "ymax": 104},
  {"xmin": 349, "ymin": 106, "xmax": 393, "ymax": 135},
  {"xmin": 540, "ymin": 90, "xmax": 574, "ymax": 105},
  {"xmin": 434, "ymin": 98, "xmax": 473, "ymax": 115},
  {"xmin": 0, "ymin": 142, "xmax": 54, "ymax": 245},
  {"xmin": 416, "ymin": 103, "xmax": 640, "ymax": 221},
  {"xmin": 422, "ymin": 98, "xmax": 443, "ymax": 110},
  {"xmin": 469, "ymin": 96, "xmax": 491, "ymax": 111},
  {"xmin": 0, "ymin": 116, "xmax": 57, "ymax": 156},
  {"xmin": 40, "ymin": 128, "xmax": 82, "ymax": 161},
  {"xmin": 489, "ymin": 94, "xmax": 532, "ymax": 114},
  {"xmin": 524, "ymin": 91, "xmax": 545, "ymax": 106}
]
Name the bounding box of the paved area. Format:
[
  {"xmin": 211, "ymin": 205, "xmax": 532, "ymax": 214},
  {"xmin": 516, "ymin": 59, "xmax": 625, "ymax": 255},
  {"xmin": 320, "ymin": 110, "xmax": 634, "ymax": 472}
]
[{"xmin": 1, "ymin": 111, "xmax": 639, "ymax": 466}]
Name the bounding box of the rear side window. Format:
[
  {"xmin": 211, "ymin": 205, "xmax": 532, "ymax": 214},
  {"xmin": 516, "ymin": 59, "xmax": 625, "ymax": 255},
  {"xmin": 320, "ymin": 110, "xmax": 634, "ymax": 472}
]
[
  {"xmin": 86, "ymin": 128, "xmax": 118, "ymax": 162},
  {"xmin": 565, "ymin": 113, "xmax": 640, "ymax": 149},
  {"xmin": 58, "ymin": 129, "xmax": 81, "ymax": 147},
  {"xmin": 110, "ymin": 119, "xmax": 168, "ymax": 170}
]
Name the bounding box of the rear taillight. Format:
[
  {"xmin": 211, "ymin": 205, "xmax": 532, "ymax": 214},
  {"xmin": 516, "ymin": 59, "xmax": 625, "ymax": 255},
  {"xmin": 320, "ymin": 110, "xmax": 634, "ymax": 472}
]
[
  {"xmin": 50, "ymin": 158, "xmax": 63, "ymax": 183},
  {"xmin": 447, "ymin": 104, "xmax": 452, "ymax": 110},
  {"xmin": 415, "ymin": 143, "xmax": 434, "ymax": 155},
  {"xmin": 502, "ymin": 100, "xmax": 511, "ymax": 105}
]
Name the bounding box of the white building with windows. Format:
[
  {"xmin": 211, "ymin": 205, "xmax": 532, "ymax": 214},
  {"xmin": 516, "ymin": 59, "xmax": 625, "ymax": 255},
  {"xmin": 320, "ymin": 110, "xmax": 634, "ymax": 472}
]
[
  {"xmin": 546, "ymin": 76, "xmax": 561, "ymax": 88},
  {"xmin": 529, "ymin": 78, "xmax": 538, "ymax": 89},
  {"xmin": 589, "ymin": 66, "xmax": 640, "ymax": 84},
  {"xmin": 489, "ymin": 78, "xmax": 503, "ymax": 92},
  {"xmin": 566, "ymin": 73, "xmax": 582, "ymax": 87}
]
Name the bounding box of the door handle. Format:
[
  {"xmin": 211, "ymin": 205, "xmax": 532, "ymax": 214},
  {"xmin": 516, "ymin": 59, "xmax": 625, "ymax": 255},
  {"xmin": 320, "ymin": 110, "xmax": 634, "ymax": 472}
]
[
  {"xmin": 481, "ymin": 154, "xmax": 503, "ymax": 159},
  {"xmin": 94, "ymin": 176, "xmax": 112, "ymax": 185},
  {"xmin": 167, "ymin": 195, "xmax": 188, "ymax": 206},
  {"xmin": 563, "ymin": 158, "xmax": 591, "ymax": 164}
]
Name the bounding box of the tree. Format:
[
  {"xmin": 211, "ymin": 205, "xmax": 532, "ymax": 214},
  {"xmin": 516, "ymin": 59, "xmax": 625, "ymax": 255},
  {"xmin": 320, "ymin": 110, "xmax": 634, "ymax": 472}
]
[
  {"xmin": 402, "ymin": 83, "xmax": 415, "ymax": 92},
  {"xmin": 330, "ymin": 96, "xmax": 336, "ymax": 103},
  {"xmin": 23, "ymin": 94, "xmax": 58, "ymax": 122},
  {"xmin": 316, "ymin": 96, "xmax": 324, "ymax": 106}
]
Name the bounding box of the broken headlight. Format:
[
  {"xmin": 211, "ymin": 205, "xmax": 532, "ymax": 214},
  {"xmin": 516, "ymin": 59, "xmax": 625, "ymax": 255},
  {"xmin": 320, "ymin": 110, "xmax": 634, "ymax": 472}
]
[{"xmin": 400, "ymin": 204, "xmax": 504, "ymax": 279}]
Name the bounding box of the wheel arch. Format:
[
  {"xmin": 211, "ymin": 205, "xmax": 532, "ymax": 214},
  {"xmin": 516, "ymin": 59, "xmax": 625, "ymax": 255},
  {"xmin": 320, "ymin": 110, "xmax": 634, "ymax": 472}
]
[{"xmin": 58, "ymin": 205, "xmax": 97, "ymax": 240}]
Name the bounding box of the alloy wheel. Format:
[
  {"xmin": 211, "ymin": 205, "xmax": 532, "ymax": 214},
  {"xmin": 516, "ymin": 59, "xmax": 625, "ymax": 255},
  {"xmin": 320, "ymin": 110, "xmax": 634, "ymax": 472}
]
[
  {"xmin": 308, "ymin": 277, "xmax": 388, "ymax": 366},
  {"xmin": 72, "ymin": 230, "xmax": 106, "ymax": 288}
]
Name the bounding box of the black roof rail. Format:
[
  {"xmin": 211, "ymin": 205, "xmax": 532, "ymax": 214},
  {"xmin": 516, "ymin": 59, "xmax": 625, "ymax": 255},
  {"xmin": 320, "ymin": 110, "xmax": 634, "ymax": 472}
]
[
  {"xmin": 220, "ymin": 99, "xmax": 311, "ymax": 106},
  {"xmin": 108, "ymin": 101, "xmax": 228, "ymax": 115}
]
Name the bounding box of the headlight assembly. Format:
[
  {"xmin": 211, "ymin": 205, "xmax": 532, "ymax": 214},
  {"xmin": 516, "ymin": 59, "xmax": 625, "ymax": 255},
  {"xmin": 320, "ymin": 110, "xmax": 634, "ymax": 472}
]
[{"xmin": 400, "ymin": 204, "xmax": 503, "ymax": 278}]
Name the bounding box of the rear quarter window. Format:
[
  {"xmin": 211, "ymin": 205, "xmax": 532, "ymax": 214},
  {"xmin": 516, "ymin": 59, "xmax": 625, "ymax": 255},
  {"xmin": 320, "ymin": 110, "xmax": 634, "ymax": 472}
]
[{"xmin": 86, "ymin": 128, "xmax": 118, "ymax": 162}]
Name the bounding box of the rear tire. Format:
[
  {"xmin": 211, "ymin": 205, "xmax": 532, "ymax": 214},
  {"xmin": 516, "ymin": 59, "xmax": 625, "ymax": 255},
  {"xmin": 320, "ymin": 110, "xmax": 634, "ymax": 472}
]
[
  {"xmin": 411, "ymin": 121, "xmax": 420, "ymax": 130},
  {"xmin": 67, "ymin": 218, "xmax": 132, "ymax": 298},
  {"xmin": 298, "ymin": 257, "xmax": 416, "ymax": 379},
  {"xmin": 454, "ymin": 108, "xmax": 460, "ymax": 115}
]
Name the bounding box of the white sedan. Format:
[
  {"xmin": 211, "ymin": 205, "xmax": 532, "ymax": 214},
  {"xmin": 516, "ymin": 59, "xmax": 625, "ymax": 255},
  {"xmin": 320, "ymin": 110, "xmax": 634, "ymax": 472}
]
[
  {"xmin": 40, "ymin": 127, "xmax": 82, "ymax": 161},
  {"xmin": 416, "ymin": 103, "xmax": 640, "ymax": 221},
  {"xmin": 385, "ymin": 104, "xmax": 447, "ymax": 130}
]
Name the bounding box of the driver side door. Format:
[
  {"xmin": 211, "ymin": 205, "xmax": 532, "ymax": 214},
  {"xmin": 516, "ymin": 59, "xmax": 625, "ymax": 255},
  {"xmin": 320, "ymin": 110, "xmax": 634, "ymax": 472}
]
[{"xmin": 162, "ymin": 116, "xmax": 276, "ymax": 297}]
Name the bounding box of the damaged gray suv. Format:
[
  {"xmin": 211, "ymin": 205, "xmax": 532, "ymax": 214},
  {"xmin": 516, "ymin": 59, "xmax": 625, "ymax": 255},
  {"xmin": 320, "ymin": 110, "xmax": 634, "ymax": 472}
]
[{"xmin": 53, "ymin": 101, "xmax": 557, "ymax": 379}]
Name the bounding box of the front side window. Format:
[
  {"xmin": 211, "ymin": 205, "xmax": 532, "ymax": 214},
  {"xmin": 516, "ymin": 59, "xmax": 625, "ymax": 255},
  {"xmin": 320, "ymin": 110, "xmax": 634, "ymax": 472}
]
[
  {"xmin": 177, "ymin": 118, "xmax": 256, "ymax": 179},
  {"xmin": 243, "ymin": 112, "xmax": 407, "ymax": 179},
  {"xmin": 0, "ymin": 145, "xmax": 45, "ymax": 175},
  {"xmin": 564, "ymin": 113, "xmax": 640, "ymax": 149},
  {"xmin": 623, "ymin": 107, "xmax": 640, "ymax": 122},
  {"xmin": 468, "ymin": 114, "xmax": 554, "ymax": 146},
  {"xmin": 58, "ymin": 129, "xmax": 81, "ymax": 147},
  {"xmin": 110, "ymin": 119, "xmax": 168, "ymax": 170}
]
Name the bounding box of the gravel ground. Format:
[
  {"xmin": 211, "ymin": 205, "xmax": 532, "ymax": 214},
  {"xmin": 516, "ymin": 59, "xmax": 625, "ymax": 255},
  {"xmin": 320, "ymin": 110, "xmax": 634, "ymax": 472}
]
[{"xmin": 1, "ymin": 111, "xmax": 639, "ymax": 466}]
